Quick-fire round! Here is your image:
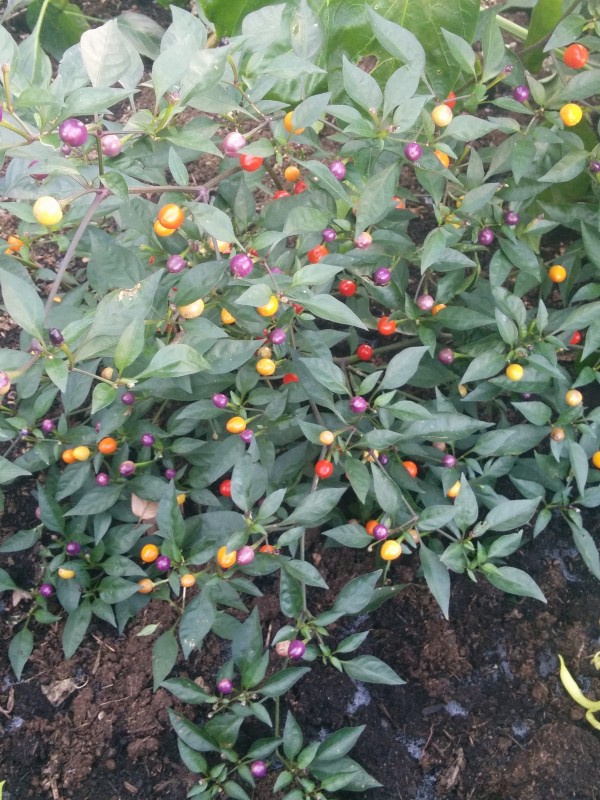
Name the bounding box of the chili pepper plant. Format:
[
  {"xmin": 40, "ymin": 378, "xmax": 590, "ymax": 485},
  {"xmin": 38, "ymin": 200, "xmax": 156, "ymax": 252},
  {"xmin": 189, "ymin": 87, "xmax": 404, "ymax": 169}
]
[{"xmin": 1, "ymin": 0, "xmax": 600, "ymax": 797}]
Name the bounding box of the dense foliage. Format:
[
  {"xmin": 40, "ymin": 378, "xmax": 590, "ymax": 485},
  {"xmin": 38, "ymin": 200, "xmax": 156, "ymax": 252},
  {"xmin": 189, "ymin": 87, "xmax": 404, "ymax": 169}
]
[{"xmin": 1, "ymin": 0, "xmax": 600, "ymax": 796}]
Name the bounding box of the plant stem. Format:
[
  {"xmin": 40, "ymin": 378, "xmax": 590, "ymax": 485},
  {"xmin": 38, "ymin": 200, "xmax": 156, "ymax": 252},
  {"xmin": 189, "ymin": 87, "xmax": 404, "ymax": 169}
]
[
  {"xmin": 44, "ymin": 191, "xmax": 107, "ymax": 319},
  {"xmin": 495, "ymin": 14, "xmax": 529, "ymax": 42},
  {"xmin": 126, "ymin": 166, "xmax": 241, "ymax": 196}
]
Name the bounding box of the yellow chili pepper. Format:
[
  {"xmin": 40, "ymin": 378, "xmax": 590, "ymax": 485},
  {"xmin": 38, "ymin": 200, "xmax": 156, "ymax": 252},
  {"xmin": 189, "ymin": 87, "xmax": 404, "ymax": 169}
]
[{"xmin": 558, "ymin": 654, "xmax": 600, "ymax": 730}]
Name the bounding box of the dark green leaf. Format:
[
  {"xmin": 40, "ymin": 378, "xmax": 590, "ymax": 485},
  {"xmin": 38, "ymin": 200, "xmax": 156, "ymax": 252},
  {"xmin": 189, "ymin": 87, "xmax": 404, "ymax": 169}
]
[
  {"xmin": 382, "ymin": 346, "xmax": 429, "ymax": 389},
  {"xmin": 232, "ymin": 607, "xmax": 263, "ymax": 676},
  {"xmin": 482, "ymin": 564, "xmax": 546, "ymax": 602},
  {"xmin": 0, "ymin": 269, "xmax": 45, "ymax": 341},
  {"xmin": 168, "ymin": 709, "xmax": 217, "ymax": 752},
  {"xmin": 317, "ymin": 726, "xmax": 365, "ymax": 761},
  {"xmin": 420, "ymin": 542, "xmax": 450, "ymax": 618},
  {"xmin": 283, "ymin": 711, "xmax": 303, "ymax": 760},
  {"xmin": 153, "ymin": 629, "xmax": 179, "ymax": 691},
  {"xmin": 259, "ymin": 667, "xmax": 311, "ymax": 698},
  {"xmin": 162, "ymin": 678, "xmax": 216, "ymax": 705},
  {"xmin": 286, "ymin": 488, "xmax": 346, "ymax": 525},
  {"xmin": 9, "ymin": 626, "xmax": 33, "ymax": 679},
  {"xmin": 179, "ymin": 590, "xmax": 216, "ymax": 658},
  {"xmin": 282, "ymin": 559, "xmax": 328, "ymax": 589},
  {"xmin": 63, "ymin": 599, "xmax": 92, "ymax": 659},
  {"xmin": 342, "ymin": 655, "xmax": 405, "ymax": 685}
]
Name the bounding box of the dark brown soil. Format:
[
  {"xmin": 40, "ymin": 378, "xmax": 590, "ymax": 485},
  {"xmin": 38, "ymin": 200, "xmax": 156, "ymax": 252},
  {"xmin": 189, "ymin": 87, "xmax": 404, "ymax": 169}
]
[
  {"xmin": 2, "ymin": 471, "xmax": 600, "ymax": 800},
  {"xmin": 2, "ymin": 3, "xmax": 600, "ymax": 800}
]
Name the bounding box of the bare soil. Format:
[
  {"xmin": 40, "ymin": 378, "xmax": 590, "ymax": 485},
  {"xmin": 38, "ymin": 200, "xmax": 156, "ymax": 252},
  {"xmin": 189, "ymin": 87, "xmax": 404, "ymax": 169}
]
[
  {"xmin": 2, "ymin": 2, "xmax": 600, "ymax": 800},
  {"xmin": 2, "ymin": 472, "xmax": 600, "ymax": 800}
]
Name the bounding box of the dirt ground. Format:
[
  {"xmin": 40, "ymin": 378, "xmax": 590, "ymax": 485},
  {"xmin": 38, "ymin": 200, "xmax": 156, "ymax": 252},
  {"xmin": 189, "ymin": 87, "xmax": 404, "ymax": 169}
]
[
  {"xmin": 2, "ymin": 472, "xmax": 600, "ymax": 800},
  {"xmin": 2, "ymin": 1, "xmax": 600, "ymax": 799}
]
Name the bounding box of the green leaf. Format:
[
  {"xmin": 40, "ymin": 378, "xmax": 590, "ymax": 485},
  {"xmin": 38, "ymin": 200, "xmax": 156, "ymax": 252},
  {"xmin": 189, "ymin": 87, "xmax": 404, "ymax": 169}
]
[
  {"xmin": 524, "ymin": 0, "xmax": 562, "ymax": 72},
  {"xmin": 45, "ymin": 359, "xmax": 69, "ymax": 393},
  {"xmin": 381, "ymin": 346, "xmax": 429, "ymax": 389},
  {"xmin": 260, "ymin": 667, "xmax": 311, "ymax": 698},
  {"xmin": 206, "ymin": 338, "xmax": 264, "ymax": 374},
  {"xmin": 100, "ymin": 172, "xmax": 129, "ymax": 200},
  {"xmin": 152, "ymin": 628, "xmax": 179, "ymax": 691},
  {"xmin": 0, "ymin": 568, "xmax": 18, "ymax": 591},
  {"xmin": 280, "ymin": 570, "xmax": 303, "ymax": 618},
  {"xmin": 342, "ymin": 55, "xmax": 382, "ymax": 112},
  {"xmin": 342, "ymin": 655, "xmax": 405, "ymax": 685},
  {"xmin": 168, "ymin": 146, "xmax": 189, "ymax": 186},
  {"xmin": 512, "ymin": 401, "xmax": 552, "ymax": 426},
  {"xmin": 286, "ymin": 488, "xmax": 346, "ymax": 525},
  {"xmin": 114, "ymin": 316, "xmax": 145, "ymax": 373},
  {"xmin": 232, "ymin": 607, "xmax": 263, "ymax": 677},
  {"xmin": 188, "ymin": 203, "xmax": 239, "ymax": 246},
  {"xmin": 80, "ymin": 19, "xmax": 143, "ymax": 88},
  {"xmin": 440, "ymin": 27, "xmax": 476, "ymax": 75},
  {"xmin": 335, "ymin": 630, "xmax": 371, "ymax": 654},
  {"xmin": 569, "ymin": 521, "xmax": 600, "ymax": 580},
  {"xmin": 0, "ymin": 455, "xmax": 32, "ymax": 484},
  {"xmin": 98, "ymin": 576, "xmax": 140, "ymax": 604},
  {"xmin": 419, "ymin": 542, "xmax": 450, "ymax": 618},
  {"xmin": 569, "ymin": 440, "xmax": 589, "ymax": 498},
  {"xmin": 298, "ymin": 159, "xmax": 350, "ymax": 202},
  {"xmin": 283, "ymin": 559, "xmax": 328, "ymax": 589},
  {"xmin": 117, "ymin": 11, "xmax": 164, "ymax": 60},
  {"xmin": 371, "ymin": 463, "xmax": 402, "ymax": 515},
  {"xmin": 136, "ymin": 344, "xmax": 209, "ymax": 379},
  {"xmin": 481, "ymin": 497, "xmax": 541, "ymax": 533},
  {"xmin": 458, "ymin": 182, "xmax": 500, "ymax": 214},
  {"xmin": 27, "ymin": 0, "xmax": 89, "ymax": 61},
  {"xmin": 355, "ymin": 163, "xmax": 401, "ymax": 235},
  {"xmin": 316, "ymin": 570, "xmax": 381, "ymax": 625},
  {"xmin": 482, "ymin": 12, "xmax": 506, "ymax": 80},
  {"xmin": 0, "ymin": 269, "xmax": 45, "ymax": 341},
  {"xmin": 300, "ymin": 294, "xmax": 367, "ymax": 330},
  {"xmin": 298, "ymin": 357, "xmax": 348, "ymax": 395},
  {"xmin": 539, "ymin": 151, "xmax": 588, "ymax": 183},
  {"xmin": 9, "ymin": 626, "xmax": 33, "ymax": 679},
  {"xmin": 92, "ymin": 383, "xmax": 117, "ymax": 415},
  {"xmin": 178, "ymin": 740, "xmax": 208, "ymax": 774},
  {"xmin": 161, "ymin": 678, "xmax": 216, "ymax": 705},
  {"xmin": 482, "ymin": 565, "xmax": 546, "ymax": 602},
  {"xmin": 343, "ymin": 458, "xmax": 371, "ymax": 504},
  {"xmin": 0, "ymin": 528, "xmax": 40, "ymax": 553},
  {"xmin": 63, "ymin": 599, "xmax": 92, "ymax": 659},
  {"xmin": 283, "ymin": 206, "xmax": 332, "ymax": 236},
  {"xmin": 168, "ymin": 709, "xmax": 217, "ymax": 752},
  {"xmin": 317, "ymin": 726, "xmax": 365, "ymax": 761},
  {"xmin": 222, "ymin": 782, "xmax": 250, "ymax": 800},
  {"xmin": 283, "ymin": 711, "xmax": 303, "ymax": 760},
  {"xmin": 417, "ymin": 505, "xmax": 455, "ymax": 532},
  {"xmin": 322, "ymin": 523, "xmax": 372, "ymax": 549},
  {"xmin": 474, "ymin": 425, "xmax": 547, "ymax": 456},
  {"xmin": 65, "ymin": 485, "xmax": 122, "ymax": 516},
  {"xmin": 179, "ymin": 590, "xmax": 216, "ymax": 659},
  {"xmin": 76, "ymin": 272, "xmax": 162, "ymax": 361},
  {"xmin": 487, "ymin": 532, "xmax": 523, "ymax": 560},
  {"xmin": 453, "ymin": 476, "xmax": 478, "ymax": 531}
]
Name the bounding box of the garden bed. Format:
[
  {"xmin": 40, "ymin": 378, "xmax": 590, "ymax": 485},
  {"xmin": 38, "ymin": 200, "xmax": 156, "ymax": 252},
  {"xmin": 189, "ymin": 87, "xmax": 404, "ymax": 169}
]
[
  {"xmin": 2, "ymin": 0, "xmax": 600, "ymax": 798},
  {"xmin": 2, "ymin": 481, "xmax": 599, "ymax": 800}
]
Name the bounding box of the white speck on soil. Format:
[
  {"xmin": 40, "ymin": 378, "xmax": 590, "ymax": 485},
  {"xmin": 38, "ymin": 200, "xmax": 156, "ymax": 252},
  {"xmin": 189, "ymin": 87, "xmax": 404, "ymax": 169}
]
[
  {"xmin": 445, "ymin": 700, "xmax": 468, "ymax": 717},
  {"xmin": 415, "ymin": 773, "xmax": 438, "ymax": 800},
  {"xmin": 6, "ymin": 717, "xmax": 24, "ymax": 733},
  {"xmin": 345, "ymin": 680, "xmax": 371, "ymax": 714},
  {"xmin": 396, "ymin": 733, "xmax": 426, "ymax": 760},
  {"xmin": 511, "ymin": 721, "xmax": 530, "ymax": 739}
]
